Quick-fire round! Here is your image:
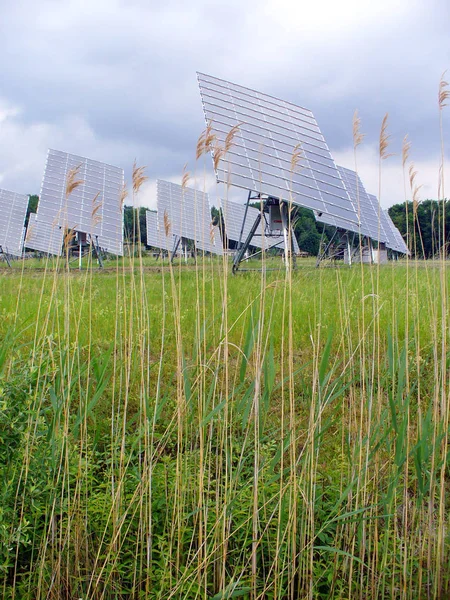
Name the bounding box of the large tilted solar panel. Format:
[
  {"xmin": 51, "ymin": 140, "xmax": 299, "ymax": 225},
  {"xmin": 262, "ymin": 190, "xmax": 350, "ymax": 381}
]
[
  {"xmin": 36, "ymin": 149, "xmax": 124, "ymax": 256},
  {"xmin": 197, "ymin": 72, "xmax": 359, "ymax": 226},
  {"xmin": 383, "ymin": 210, "xmax": 410, "ymax": 255},
  {"xmin": 25, "ymin": 214, "xmax": 65, "ymax": 255},
  {"xmin": 0, "ymin": 189, "xmax": 29, "ymax": 256},
  {"xmin": 157, "ymin": 180, "xmax": 222, "ymax": 255},
  {"xmin": 146, "ymin": 210, "xmax": 172, "ymax": 251}
]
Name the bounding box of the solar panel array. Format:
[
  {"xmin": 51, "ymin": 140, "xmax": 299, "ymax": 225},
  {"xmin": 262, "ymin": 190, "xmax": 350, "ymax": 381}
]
[
  {"xmin": 197, "ymin": 72, "xmax": 359, "ymax": 226},
  {"xmin": 220, "ymin": 199, "xmax": 262, "ymax": 248},
  {"xmin": 315, "ymin": 166, "xmax": 389, "ymax": 242},
  {"xmin": 25, "ymin": 213, "xmax": 65, "ymax": 256},
  {"xmin": 0, "ymin": 189, "xmax": 29, "ymax": 256},
  {"xmin": 382, "ymin": 207, "xmax": 409, "ymax": 255},
  {"xmin": 220, "ymin": 198, "xmax": 299, "ymax": 253},
  {"xmin": 146, "ymin": 210, "xmax": 173, "ymax": 251},
  {"xmin": 30, "ymin": 149, "xmax": 124, "ymax": 256},
  {"xmin": 157, "ymin": 180, "xmax": 222, "ymax": 255}
]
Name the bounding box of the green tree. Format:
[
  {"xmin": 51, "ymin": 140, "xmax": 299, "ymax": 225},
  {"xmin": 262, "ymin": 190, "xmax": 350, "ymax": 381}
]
[{"xmin": 25, "ymin": 194, "xmax": 39, "ymax": 228}]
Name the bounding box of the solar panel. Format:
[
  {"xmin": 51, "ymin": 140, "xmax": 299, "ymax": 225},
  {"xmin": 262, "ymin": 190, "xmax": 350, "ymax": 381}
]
[
  {"xmin": 25, "ymin": 213, "xmax": 65, "ymax": 256},
  {"xmin": 315, "ymin": 166, "xmax": 392, "ymax": 245},
  {"xmin": 157, "ymin": 180, "xmax": 223, "ymax": 255},
  {"xmin": 146, "ymin": 210, "xmax": 172, "ymax": 251},
  {"xmin": 0, "ymin": 189, "xmax": 29, "ymax": 256},
  {"xmin": 220, "ymin": 198, "xmax": 299, "ymax": 253},
  {"xmin": 220, "ymin": 199, "xmax": 262, "ymax": 247},
  {"xmin": 197, "ymin": 72, "xmax": 359, "ymax": 226},
  {"xmin": 34, "ymin": 149, "xmax": 124, "ymax": 256},
  {"xmin": 383, "ymin": 209, "xmax": 410, "ymax": 255}
]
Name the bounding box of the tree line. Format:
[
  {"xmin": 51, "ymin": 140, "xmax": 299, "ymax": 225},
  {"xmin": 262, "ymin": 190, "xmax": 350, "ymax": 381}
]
[{"xmin": 26, "ymin": 199, "xmax": 449, "ymax": 258}]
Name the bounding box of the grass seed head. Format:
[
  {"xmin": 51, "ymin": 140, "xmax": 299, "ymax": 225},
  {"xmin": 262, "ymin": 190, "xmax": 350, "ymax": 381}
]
[
  {"xmin": 290, "ymin": 143, "xmax": 304, "ymax": 172},
  {"xmin": 352, "ymin": 110, "xmax": 365, "ymax": 148},
  {"xmin": 181, "ymin": 164, "xmax": 190, "ymax": 190},
  {"xmin": 224, "ymin": 123, "xmax": 241, "ymax": 153},
  {"xmin": 132, "ymin": 161, "xmax": 148, "ymax": 195},
  {"xmin": 66, "ymin": 165, "xmax": 84, "ymax": 198},
  {"xmin": 402, "ymin": 135, "xmax": 411, "ymax": 168},
  {"xmin": 119, "ymin": 183, "xmax": 128, "ymax": 209},
  {"xmin": 439, "ymin": 71, "xmax": 449, "ymax": 110},
  {"xmin": 379, "ymin": 113, "xmax": 393, "ymax": 160},
  {"xmin": 91, "ymin": 192, "xmax": 103, "ymax": 227},
  {"xmin": 163, "ymin": 209, "xmax": 171, "ymax": 237}
]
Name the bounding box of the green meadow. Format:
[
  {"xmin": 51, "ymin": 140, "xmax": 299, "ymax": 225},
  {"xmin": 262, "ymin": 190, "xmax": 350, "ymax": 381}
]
[{"xmin": 1, "ymin": 255, "xmax": 449, "ymax": 599}]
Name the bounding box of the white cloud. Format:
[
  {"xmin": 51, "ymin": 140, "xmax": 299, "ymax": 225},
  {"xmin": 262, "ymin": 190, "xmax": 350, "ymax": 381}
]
[{"xmin": 333, "ymin": 144, "xmax": 450, "ymax": 208}]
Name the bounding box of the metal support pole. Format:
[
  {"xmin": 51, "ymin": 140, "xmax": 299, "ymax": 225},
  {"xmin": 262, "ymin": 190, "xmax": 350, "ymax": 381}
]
[
  {"xmin": 280, "ymin": 201, "xmax": 291, "ymax": 273},
  {"xmin": 232, "ymin": 212, "xmax": 262, "ymax": 273},
  {"xmin": 236, "ymin": 190, "xmax": 253, "ymax": 254},
  {"xmin": 316, "ymin": 228, "xmax": 338, "ymax": 267},
  {"xmin": 0, "ymin": 246, "xmax": 12, "ymax": 268},
  {"xmin": 170, "ymin": 236, "xmax": 181, "ymax": 263},
  {"xmin": 91, "ymin": 236, "xmax": 103, "ymax": 268},
  {"xmin": 79, "ymin": 240, "xmax": 82, "ymax": 270}
]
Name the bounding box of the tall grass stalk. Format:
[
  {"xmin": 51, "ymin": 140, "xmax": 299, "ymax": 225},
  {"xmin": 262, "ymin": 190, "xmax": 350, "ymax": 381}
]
[{"xmin": 0, "ymin": 97, "xmax": 449, "ymax": 600}]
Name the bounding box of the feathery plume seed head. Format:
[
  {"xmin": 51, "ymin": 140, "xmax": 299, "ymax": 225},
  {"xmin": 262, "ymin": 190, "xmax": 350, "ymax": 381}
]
[
  {"xmin": 196, "ymin": 121, "xmax": 216, "ymax": 160},
  {"xmin": 224, "ymin": 123, "xmax": 241, "ymax": 153},
  {"xmin": 204, "ymin": 121, "xmax": 215, "ymax": 152},
  {"xmin": 163, "ymin": 209, "xmax": 171, "ymax": 237},
  {"xmin": 402, "ymin": 135, "xmax": 411, "ymax": 168},
  {"xmin": 91, "ymin": 192, "xmax": 103, "ymax": 227},
  {"xmin": 290, "ymin": 143, "xmax": 304, "ymax": 172},
  {"xmin": 409, "ymin": 164, "xmax": 418, "ymax": 190},
  {"xmin": 66, "ymin": 165, "xmax": 84, "ymax": 198},
  {"xmin": 439, "ymin": 71, "xmax": 449, "ymax": 110},
  {"xmin": 196, "ymin": 130, "xmax": 205, "ymax": 160},
  {"xmin": 181, "ymin": 164, "xmax": 190, "ymax": 190},
  {"xmin": 352, "ymin": 110, "xmax": 365, "ymax": 148},
  {"xmin": 213, "ymin": 143, "xmax": 224, "ymax": 171},
  {"xmin": 132, "ymin": 161, "xmax": 148, "ymax": 195},
  {"xmin": 379, "ymin": 113, "xmax": 393, "ymax": 160},
  {"xmin": 63, "ymin": 226, "xmax": 77, "ymax": 250},
  {"xmin": 119, "ymin": 183, "xmax": 128, "ymax": 209}
]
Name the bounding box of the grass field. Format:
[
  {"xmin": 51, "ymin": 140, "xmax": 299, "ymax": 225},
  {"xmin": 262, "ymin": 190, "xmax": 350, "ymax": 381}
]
[{"xmin": 0, "ymin": 252, "xmax": 449, "ymax": 599}]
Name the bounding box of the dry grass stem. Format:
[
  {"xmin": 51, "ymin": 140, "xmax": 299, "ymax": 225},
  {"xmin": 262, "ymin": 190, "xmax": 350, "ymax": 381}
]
[
  {"xmin": 290, "ymin": 143, "xmax": 304, "ymax": 172},
  {"xmin": 91, "ymin": 192, "xmax": 103, "ymax": 227},
  {"xmin": 224, "ymin": 123, "xmax": 241, "ymax": 153},
  {"xmin": 65, "ymin": 165, "xmax": 84, "ymax": 197},
  {"xmin": 119, "ymin": 183, "xmax": 128, "ymax": 209},
  {"xmin": 352, "ymin": 110, "xmax": 365, "ymax": 147},
  {"xmin": 439, "ymin": 71, "xmax": 450, "ymax": 110},
  {"xmin": 163, "ymin": 209, "xmax": 171, "ymax": 237},
  {"xmin": 181, "ymin": 164, "xmax": 190, "ymax": 190},
  {"xmin": 132, "ymin": 161, "xmax": 148, "ymax": 195},
  {"xmin": 379, "ymin": 113, "xmax": 393, "ymax": 160},
  {"xmin": 402, "ymin": 135, "xmax": 411, "ymax": 168}
]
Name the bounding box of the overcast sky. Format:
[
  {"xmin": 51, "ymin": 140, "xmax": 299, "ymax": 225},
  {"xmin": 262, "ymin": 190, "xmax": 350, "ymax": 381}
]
[{"xmin": 0, "ymin": 0, "xmax": 449, "ymax": 209}]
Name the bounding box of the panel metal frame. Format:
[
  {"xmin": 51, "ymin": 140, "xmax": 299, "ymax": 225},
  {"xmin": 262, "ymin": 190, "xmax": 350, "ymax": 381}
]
[
  {"xmin": 156, "ymin": 179, "xmax": 223, "ymax": 259},
  {"xmin": 0, "ymin": 188, "xmax": 29, "ymax": 258},
  {"xmin": 32, "ymin": 149, "xmax": 125, "ymax": 257},
  {"xmin": 197, "ymin": 72, "xmax": 359, "ymax": 227}
]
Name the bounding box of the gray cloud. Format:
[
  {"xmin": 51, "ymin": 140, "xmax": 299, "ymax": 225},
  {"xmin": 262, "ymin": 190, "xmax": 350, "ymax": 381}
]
[{"xmin": 0, "ymin": 0, "xmax": 448, "ymax": 208}]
